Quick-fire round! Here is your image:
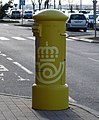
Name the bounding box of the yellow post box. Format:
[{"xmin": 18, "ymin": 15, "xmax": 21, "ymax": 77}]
[{"xmin": 32, "ymin": 9, "xmax": 69, "ymax": 110}]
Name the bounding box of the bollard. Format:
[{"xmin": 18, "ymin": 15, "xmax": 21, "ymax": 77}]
[{"xmin": 32, "ymin": 9, "xmax": 69, "ymax": 110}]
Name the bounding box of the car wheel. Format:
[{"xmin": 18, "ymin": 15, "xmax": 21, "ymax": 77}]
[{"xmin": 84, "ymin": 29, "xmax": 87, "ymax": 32}]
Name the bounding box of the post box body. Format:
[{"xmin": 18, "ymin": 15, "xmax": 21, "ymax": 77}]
[{"xmin": 32, "ymin": 9, "xmax": 69, "ymax": 110}]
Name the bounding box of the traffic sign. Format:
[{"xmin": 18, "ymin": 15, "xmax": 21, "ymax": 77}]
[{"xmin": 20, "ymin": 0, "xmax": 25, "ymax": 5}]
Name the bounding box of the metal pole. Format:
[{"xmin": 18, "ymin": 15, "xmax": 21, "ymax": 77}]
[
  {"xmin": 54, "ymin": 0, "xmax": 55, "ymax": 9},
  {"xmin": 22, "ymin": 1, "xmax": 23, "ymax": 25},
  {"xmin": 80, "ymin": 0, "xmax": 82, "ymax": 11},
  {"xmin": 93, "ymin": 0, "xmax": 97, "ymax": 38}
]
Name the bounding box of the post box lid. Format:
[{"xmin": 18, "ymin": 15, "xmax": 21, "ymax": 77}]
[{"xmin": 33, "ymin": 9, "xmax": 68, "ymax": 21}]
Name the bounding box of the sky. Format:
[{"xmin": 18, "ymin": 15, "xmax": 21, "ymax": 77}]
[{"xmin": 1, "ymin": 0, "xmax": 97, "ymax": 5}]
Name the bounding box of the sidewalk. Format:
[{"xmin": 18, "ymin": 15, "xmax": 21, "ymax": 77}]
[{"xmin": 0, "ymin": 93, "xmax": 99, "ymax": 120}]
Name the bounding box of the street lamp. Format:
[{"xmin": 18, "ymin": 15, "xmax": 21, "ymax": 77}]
[
  {"xmin": 93, "ymin": 0, "xmax": 97, "ymax": 37},
  {"xmin": 54, "ymin": 0, "xmax": 55, "ymax": 9},
  {"xmin": 59, "ymin": 0, "xmax": 62, "ymax": 10},
  {"xmin": 31, "ymin": 0, "xmax": 35, "ymax": 13},
  {"xmin": 80, "ymin": 0, "xmax": 82, "ymax": 11}
]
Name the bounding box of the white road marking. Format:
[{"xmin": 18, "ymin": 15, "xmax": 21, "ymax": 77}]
[
  {"xmin": 0, "ymin": 77, "xmax": 4, "ymax": 81},
  {"xmin": 12, "ymin": 37, "xmax": 26, "ymax": 40},
  {"xmin": 0, "ymin": 73, "xmax": 4, "ymax": 77},
  {"xmin": 17, "ymin": 76, "xmax": 30, "ymax": 81},
  {"xmin": 66, "ymin": 38, "xmax": 74, "ymax": 41},
  {"xmin": 0, "ymin": 37, "xmax": 9, "ymax": 40},
  {"xmin": 0, "ymin": 54, "xmax": 7, "ymax": 57},
  {"xmin": 7, "ymin": 57, "xmax": 13, "ymax": 61},
  {"xmin": 15, "ymin": 73, "xmax": 30, "ymax": 81},
  {"xmin": 82, "ymin": 52, "xmax": 99, "ymax": 55},
  {"xmin": 0, "ymin": 65, "xmax": 9, "ymax": 71},
  {"xmin": 2, "ymin": 24, "xmax": 9, "ymax": 26},
  {"xmin": 0, "ymin": 73, "xmax": 4, "ymax": 81},
  {"xmin": 18, "ymin": 27, "xmax": 26, "ymax": 29},
  {"xmin": 27, "ymin": 37, "xmax": 35, "ymax": 40},
  {"xmin": 13, "ymin": 62, "xmax": 33, "ymax": 74},
  {"xmin": 69, "ymin": 96, "xmax": 77, "ymax": 103},
  {"xmin": 88, "ymin": 58, "xmax": 99, "ymax": 63},
  {"xmin": 0, "ymin": 36, "xmax": 36, "ymax": 41}
]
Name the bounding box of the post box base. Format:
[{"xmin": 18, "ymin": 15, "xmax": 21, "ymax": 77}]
[{"xmin": 32, "ymin": 84, "xmax": 69, "ymax": 110}]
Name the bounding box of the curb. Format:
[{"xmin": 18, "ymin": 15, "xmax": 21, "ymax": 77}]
[{"xmin": 69, "ymin": 102, "xmax": 99, "ymax": 118}]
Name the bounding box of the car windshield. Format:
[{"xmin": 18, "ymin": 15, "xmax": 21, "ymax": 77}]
[
  {"xmin": 70, "ymin": 14, "xmax": 86, "ymax": 20},
  {"xmin": 12, "ymin": 11, "xmax": 20, "ymax": 14},
  {"xmin": 25, "ymin": 11, "xmax": 32, "ymax": 13},
  {"xmin": 89, "ymin": 15, "xmax": 94, "ymax": 19}
]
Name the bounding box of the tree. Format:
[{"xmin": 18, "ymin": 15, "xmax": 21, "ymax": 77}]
[
  {"xmin": 67, "ymin": 0, "xmax": 73, "ymax": 11},
  {"xmin": 0, "ymin": 0, "xmax": 13, "ymax": 19},
  {"xmin": 38, "ymin": 0, "xmax": 42, "ymax": 10},
  {"xmin": 44, "ymin": 0, "xmax": 49, "ymax": 9},
  {"xmin": 31, "ymin": 0, "xmax": 36, "ymax": 13},
  {"xmin": 58, "ymin": 0, "xmax": 62, "ymax": 10}
]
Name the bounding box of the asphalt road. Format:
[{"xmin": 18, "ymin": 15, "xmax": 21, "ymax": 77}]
[
  {"xmin": 0, "ymin": 23, "xmax": 99, "ymax": 112},
  {"xmin": 0, "ymin": 23, "xmax": 35, "ymax": 97},
  {"xmin": 67, "ymin": 37, "xmax": 99, "ymax": 112}
]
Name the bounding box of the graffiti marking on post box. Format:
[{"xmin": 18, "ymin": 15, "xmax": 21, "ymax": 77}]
[{"xmin": 36, "ymin": 41, "xmax": 65, "ymax": 84}]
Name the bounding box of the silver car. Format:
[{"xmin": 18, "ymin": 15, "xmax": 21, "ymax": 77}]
[
  {"xmin": 96, "ymin": 16, "xmax": 99, "ymax": 30},
  {"xmin": 9, "ymin": 10, "xmax": 21, "ymax": 19},
  {"xmin": 66, "ymin": 13, "xmax": 88, "ymax": 32}
]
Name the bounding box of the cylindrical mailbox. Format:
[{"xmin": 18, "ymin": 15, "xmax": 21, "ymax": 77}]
[{"xmin": 32, "ymin": 9, "xmax": 69, "ymax": 110}]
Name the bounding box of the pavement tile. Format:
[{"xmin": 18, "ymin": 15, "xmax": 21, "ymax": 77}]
[
  {"xmin": 12, "ymin": 110, "xmax": 25, "ymax": 117},
  {"xmin": 4, "ymin": 101, "xmax": 15, "ymax": 105},
  {"xmin": 33, "ymin": 110, "xmax": 61, "ymax": 120},
  {"xmin": 7, "ymin": 104, "xmax": 18, "ymax": 110},
  {"xmin": 54, "ymin": 109, "xmax": 82, "ymax": 120},
  {"xmin": 0, "ymin": 101, "xmax": 6, "ymax": 105},
  {"xmin": 22, "ymin": 111, "xmax": 36, "ymax": 117},
  {"xmin": 17, "ymin": 116, "xmax": 29, "ymax": 120},
  {"xmin": 17, "ymin": 105, "xmax": 29, "ymax": 112},
  {"xmin": 0, "ymin": 97, "xmax": 3, "ymax": 102},
  {"xmin": 70, "ymin": 105, "xmax": 99, "ymax": 120},
  {"xmin": 1, "ymin": 96, "xmax": 11, "ymax": 101},
  {"xmin": 0, "ymin": 113, "xmax": 6, "ymax": 120},
  {"xmin": 21, "ymin": 98, "xmax": 32, "ymax": 107},
  {"xmin": 27, "ymin": 116, "xmax": 39, "ymax": 120},
  {"xmin": 11, "ymin": 97, "xmax": 22, "ymax": 102},
  {"xmin": 0, "ymin": 105, "xmax": 9, "ymax": 111},
  {"xmin": 2, "ymin": 111, "xmax": 17, "ymax": 120},
  {"xmin": 32, "ymin": 110, "xmax": 49, "ymax": 120}
]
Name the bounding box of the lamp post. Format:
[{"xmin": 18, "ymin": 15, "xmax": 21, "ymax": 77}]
[
  {"xmin": 80, "ymin": 0, "xmax": 82, "ymax": 11},
  {"xmin": 59, "ymin": 0, "xmax": 62, "ymax": 10},
  {"xmin": 93, "ymin": 0, "xmax": 97, "ymax": 38},
  {"xmin": 31, "ymin": 0, "xmax": 35, "ymax": 13},
  {"xmin": 54, "ymin": 0, "xmax": 56, "ymax": 9}
]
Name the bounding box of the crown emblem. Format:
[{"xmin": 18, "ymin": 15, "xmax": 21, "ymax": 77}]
[{"xmin": 37, "ymin": 41, "xmax": 59, "ymax": 62}]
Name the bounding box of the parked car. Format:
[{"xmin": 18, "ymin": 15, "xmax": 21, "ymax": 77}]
[
  {"xmin": 23, "ymin": 10, "xmax": 33, "ymax": 19},
  {"xmin": 9, "ymin": 10, "xmax": 21, "ymax": 19},
  {"xmin": 66, "ymin": 13, "xmax": 88, "ymax": 32},
  {"xmin": 88, "ymin": 14, "xmax": 94, "ymax": 28},
  {"xmin": 79, "ymin": 10, "xmax": 90, "ymax": 14},
  {"xmin": 96, "ymin": 16, "xmax": 99, "ymax": 30}
]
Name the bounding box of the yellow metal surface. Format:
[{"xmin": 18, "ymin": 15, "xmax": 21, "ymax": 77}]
[
  {"xmin": 32, "ymin": 9, "xmax": 68, "ymax": 110},
  {"xmin": 32, "ymin": 84, "xmax": 68, "ymax": 110},
  {"xmin": 33, "ymin": 9, "xmax": 68, "ymax": 21},
  {"xmin": 32, "ymin": 24, "xmax": 42, "ymax": 37}
]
